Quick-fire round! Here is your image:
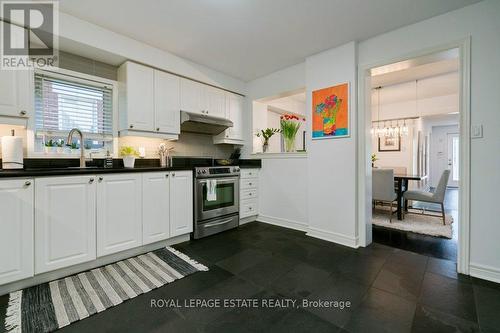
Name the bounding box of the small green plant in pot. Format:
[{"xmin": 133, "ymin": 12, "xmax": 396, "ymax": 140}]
[
  {"xmin": 120, "ymin": 146, "xmax": 139, "ymax": 168},
  {"xmin": 44, "ymin": 139, "xmax": 56, "ymax": 154},
  {"xmin": 256, "ymin": 128, "xmax": 281, "ymax": 153},
  {"xmin": 56, "ymin": 139, "xmax": 65, "ymax": 154}
]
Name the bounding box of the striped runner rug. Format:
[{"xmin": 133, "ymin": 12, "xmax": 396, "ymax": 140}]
[{"xmin": 4, "ymin": 247, "xmax": 208, "ymax": 333}]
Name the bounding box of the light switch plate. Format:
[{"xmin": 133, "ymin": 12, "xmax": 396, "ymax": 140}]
[{"xmin": 471, "ymin": 124, "xmax": 483, "ymax": 139}]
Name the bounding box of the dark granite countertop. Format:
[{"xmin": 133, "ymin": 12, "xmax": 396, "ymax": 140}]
[{"xmin": 0, "ymin": 157, "xmax": 261, "ymax": 178}]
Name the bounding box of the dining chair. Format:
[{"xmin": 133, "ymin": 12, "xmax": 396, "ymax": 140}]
[
  {"xmin": 403, "ymin": 169, "xmax": 450, "ymax": 225},
  {"xmin": 372, "ymin": 168, "xmax": 398, "ymax": 222}
]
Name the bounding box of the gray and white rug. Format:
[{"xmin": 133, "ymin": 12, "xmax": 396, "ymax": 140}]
[
  {"xmin": 4, "ymin": 247, "xmax": 208, "ymax": 333},
  {"xmin": 372, "ymin": 207, "xmax": 454, "ymax": 238}
]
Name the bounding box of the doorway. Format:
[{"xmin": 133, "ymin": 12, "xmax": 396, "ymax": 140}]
[
  {"xmin": 447, "ymin": 133, "xmax": 460, "ymax": 187},
  {"xmin": 357, "ymin": 40, "xmax": 471, "ymax": 274}
]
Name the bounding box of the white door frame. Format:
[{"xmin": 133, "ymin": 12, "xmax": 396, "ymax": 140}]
[{"xmin": 356, "ymin": 38, "xmax": 471, "ymax": 275}]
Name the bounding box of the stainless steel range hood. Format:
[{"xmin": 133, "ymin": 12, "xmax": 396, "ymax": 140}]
[{"xmin": 180, "ymin": 111, "xmax": 233, "ymax": 135}]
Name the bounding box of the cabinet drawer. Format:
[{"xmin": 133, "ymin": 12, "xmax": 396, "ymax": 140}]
[
  {"xmin": 240, "ymin": 188, "xmax": 258, "ymax": 201},
  {"xmin": 240, "ymin": 199, "xmax": 258, "ymax": 218},
  {"xmin": 240, "ymin": 178, "xmax": 258, "ymax": 190},
  {"xmin": 240, "ymin": 169, "xmax": 259, "ymax": 179}
]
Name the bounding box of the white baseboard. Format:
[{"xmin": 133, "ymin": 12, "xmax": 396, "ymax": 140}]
[
  {"xmin": 306, "ymin": 226, "xmax": 358, "ymax": 248},
  {"xmin": 240, "ymin": 215, "xmax": 258, "ymax": 225},
  {"xmin": 257, "ymin": 214, "xmax": 308, "ymax": 232},
  {"xmin": 0, "ymin": 234, "xmax": 190, "ymax": 296},
  {"xmin": 469, "ymin": 262, "xmax": 500, "ymax": 284}
]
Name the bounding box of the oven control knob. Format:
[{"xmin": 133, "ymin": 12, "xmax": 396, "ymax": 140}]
[{"xmin": 202, "ymin": 170, "xmax": 206, "ymax": 174}]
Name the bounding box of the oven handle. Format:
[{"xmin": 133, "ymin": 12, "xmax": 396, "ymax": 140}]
[
  {"xmin": 203, "ymin": 217, "xmax": 236, "ymax": 228},
  {"xmin": 196, "ymin": 177, "xmax": 239, "ymax": 184}
]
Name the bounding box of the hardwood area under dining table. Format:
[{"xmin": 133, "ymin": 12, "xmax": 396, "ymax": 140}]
[{"xmin": 394, "ymin": 173, "xmax": 428, "ymax": 220}]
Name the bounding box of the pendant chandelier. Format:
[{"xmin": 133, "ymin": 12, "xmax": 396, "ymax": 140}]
[{"xmin": 371, "ymin": 81, "xmax": 420, "ymax": 138}]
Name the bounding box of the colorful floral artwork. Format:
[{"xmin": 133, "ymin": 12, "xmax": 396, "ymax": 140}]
[{"xmin": 312, "ymin": 83, "xmax": 349, "ymax": 139}]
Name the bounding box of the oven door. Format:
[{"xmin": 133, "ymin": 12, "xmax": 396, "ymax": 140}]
[{"xmin": 195, "ymin": 176, "xmax": 239, "ymax": 221}]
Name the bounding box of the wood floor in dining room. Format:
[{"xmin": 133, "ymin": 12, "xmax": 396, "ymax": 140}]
[{"xmin": 373, "ymin": 188, "xmax": 458, "ymax": 261}]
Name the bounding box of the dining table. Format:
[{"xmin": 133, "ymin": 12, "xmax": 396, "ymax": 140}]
[{"xmin": 393, "ymin": 173, "xmax": 428, "ymax": 220}]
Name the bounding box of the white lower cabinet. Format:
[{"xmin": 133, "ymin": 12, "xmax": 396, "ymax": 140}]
[
  {"xmin": 97, "ymin": 173, "xmax": 142, "ymax": 257},
  {"xmin": 0, "ymin": 179, "xmax": 34, "ymax": 284},
  {"xmin": 169, "ymin": 171, "xmax": 193, "ymax": 237},
  {"xmin": 142, "ymin": 172, "xmax": 170, "ymax": 245},
  {"xmin": 240, "ymin": 169, "xmax": 260, "ymax": 220},
  {"xmin": 35, "ymin": 176, "xmax": 96, "ymax": 274}
]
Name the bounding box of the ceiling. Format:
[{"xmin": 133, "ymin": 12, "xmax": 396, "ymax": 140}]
[{"xmin": 58, "ymin": 0, "xmax": 481, "ymax": 82}]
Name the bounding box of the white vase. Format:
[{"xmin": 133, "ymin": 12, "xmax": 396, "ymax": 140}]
[{"xmin": 123, "ymin": 156, "xmax": 136, "ymax": 168}]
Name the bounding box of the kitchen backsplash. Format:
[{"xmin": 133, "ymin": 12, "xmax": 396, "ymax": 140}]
[{"xmin": 0, "ymin": 124, "xmax": 235, "ymax": 160}]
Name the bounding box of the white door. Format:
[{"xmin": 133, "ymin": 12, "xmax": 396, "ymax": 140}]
[
  {"xmin": 227, "ymin": 94, "xmax": 244, "ymax": 140},
  {"xmin": 35, "ymin": 176, "xmax": 96, "ymax": 274},
  {"xmin": 180, "ymin": 78, "xmax": 206, "ymax": 114},
  {"xmin": 154, "ymin": 70, "xmax": 180, "ymax": 134},
  {"xmin": 0, "ymin": 179, "xmax": 34, "ymax": 284},
  {"xmin": 206, "ymin": 87, "xmax": 226, "ymax": 118},
  {"xmin": 97, "ymin": 173, "xmax": 142, "ymax": 257},
  {"xmin": 170, "ymin": 171, "xmax": 193, "ymax": 237},
  {"xmin": 143, "ymin": 172, "xmax": 170, "ymax": 245},
  {"xmin": 125, "ymin": 62, "xmax": 155, "ymax": 131},
  {"xmin": 447, "ymin": 133, "xmax": 459, "ymax": 187}
]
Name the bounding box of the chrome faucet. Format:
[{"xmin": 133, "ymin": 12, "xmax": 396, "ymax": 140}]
[{"xmin": 67, "ymin": 128, "xmax": 86, "ymax": 168}]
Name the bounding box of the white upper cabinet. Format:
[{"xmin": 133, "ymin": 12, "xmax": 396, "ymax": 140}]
[
  {"xmin": 142, "ymin": 172, "xmax": 170, "ymax": 245},
  {"xmin": 206, "ymin": 86, "xmax": 226, "ymax": 118},
  {"xmin": 35, "ymin": 176, "xmax": 97, "ymax": 274},
  {"xmin": 118, "ymin": 62, "xmax": 155, "ymax": 131},
  {"xmin": 0, "ymin": 179, "xmax": 34, "ymax": 285},
  {"xmin": 213, "ymin": 93, "xmax": 244, "ymax": 144},
  {"xmin": 180, "ymin": 78, "xmax": 206, "ymax": 114},
  {"xmin": 118, "ymin": 62, "xmax": 180, "ymax": 137},
  {"xmin": 169, "ymin": 171, "xmax": 193, "ymax": 237},
  {"xmin": 97, "ymin": 173, "xmax": 142, "ymax": 257},
  {"xmin": 154, "ymin": 70, "xmax": 180, "ymax": 134}
]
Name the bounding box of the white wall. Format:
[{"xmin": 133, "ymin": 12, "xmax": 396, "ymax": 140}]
[
  {"xmin": 258, "ymin": 157, "xmax": 308, "ymax": 230},
  {"xmin": 305, "ymin": 42, "xmax": 358, "ymax": 247},
  {"xmin": 358, "ymin": 0, "xmax": 500, "ymax": 281}
]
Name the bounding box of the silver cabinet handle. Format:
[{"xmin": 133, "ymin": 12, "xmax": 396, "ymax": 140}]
[
  {"xmin": 249, "ymin": 193, "xmax": 252, "ymax": 196},
  {"xmin": 89, "ymin": 178, "xmax": 94, "ymax": 184},
  {"xmin": 156, "ymin": 128, "xmax": 160, "ymax": 131},
  {"xmin": 165, "ymin": 174, "xmax": 169, "ymax": 178},
  {"xmin": 129, "ymin": 124, "xmax": 134, "ymax": 129},
  {"xmin": 98, "ymin": 176, "xmax": 103, "ymax": 182},
  {"xmin": 248, "ymin": 182, "xmax": 252, "ymax": 185},
  {"xmin": 20, "ymin": 110, "xmax": 27, "ymax": 116},
  {"xmin": 172, "ymin": 173, "xmax": 175, "ymax": 177},
  {"xmin": 24, "ymin": 181, "xmax": 31, "ymax": 186}
]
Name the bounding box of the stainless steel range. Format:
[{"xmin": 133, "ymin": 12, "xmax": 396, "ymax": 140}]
[{"xmin": 193, "ymin": 166, "xmax": 240, "ymax": 239}]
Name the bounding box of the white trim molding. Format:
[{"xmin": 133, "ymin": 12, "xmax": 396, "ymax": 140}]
[
  {"xmin": 356, "ymin": 38, "xmax": 472, "ymax": 274},
  {"xmin": 257, "ymin": 215, "xmax": 308, "ymax": 232},
  {"xmin": 470, "ymin": 263, "xmax": 500, "ymax": 284},
  {"xmin": 306, "ymin": 227, "xmax": 358, "ymax": 248}
]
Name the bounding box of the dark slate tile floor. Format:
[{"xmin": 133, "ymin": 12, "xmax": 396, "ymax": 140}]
[{"xmin": 1, "ymin": 221, "xmax": 498, "ymax": 332}]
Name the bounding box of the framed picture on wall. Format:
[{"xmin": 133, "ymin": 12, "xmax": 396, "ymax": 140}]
[
  {"xmin": 312, "ymin": 82, "xmax": 349, "ymax": 139},
  {"xmin": 378, "ymin": 135, "xmax": 401, "ymax": 152}
]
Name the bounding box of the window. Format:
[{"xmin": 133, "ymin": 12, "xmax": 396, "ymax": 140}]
[{"xmin": 34, "ymin": 71, "xmax": 114, "ymax": 152}]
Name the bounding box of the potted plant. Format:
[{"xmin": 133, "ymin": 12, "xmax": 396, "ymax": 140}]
[
  {"xmin": 44, "ymin": 139, "xmax": 57, "ymax": 154},
  {"xmin": 56, "ymin": 139, "xmax": 65, "ymax": 154},
  {"xmin": 256, "ymin": 128, "xmax": 281, "ymax": 153},
  {"xmin": 67, "ymin": 142, "xmax": 79, "ymax": 155},
  {"xmin": 371, "ymin": 153, "xmax": 378, "ymax": 167},
  {"xmin": 280, "ymin": 114, "xmax": 305, "ymax": 152},
  {"xmin": 120, "ymin": 146, "xmax": 139, "ymax": 168}
]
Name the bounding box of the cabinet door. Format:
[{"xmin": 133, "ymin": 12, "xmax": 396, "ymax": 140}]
[
  {"xmin": 35, "ymin": 176, "xmax": 96, "ymax": 274},
  {"xmin": 227, "ymin": 94, "xmax": 244, "ymax": 140},
  {"xmin": 169, "ymin": 171, "xmax": 193, "ymax": 237},
  {"xmin": 180, "ymin": 78, "xmax": 205, "ymax": 114},
  {"xmin": 97, "ymin": 174, "xmax": 142, "ymax": 257},
  {"xmin": 143, "ymin": 172, "xmax": 170, "ymax": 245},
  {"xmin": 0, "ymin": 179, "xmax": 34, "ymax": 284},
  {"xmin": 206, "ymin": 86, "xmax": 226, "ymax": 118},
  {"xmin": 154, "ymin": 70, "xmax": 180, "ymax": 134},
  {"xmin": 125, "ymin": 62, "xmax": 155, "ymax": 131}
]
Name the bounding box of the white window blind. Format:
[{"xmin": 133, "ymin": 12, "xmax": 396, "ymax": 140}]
[{"xmin": 34, "ymin": 72, "xmax": 113, "ymax": 142}]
